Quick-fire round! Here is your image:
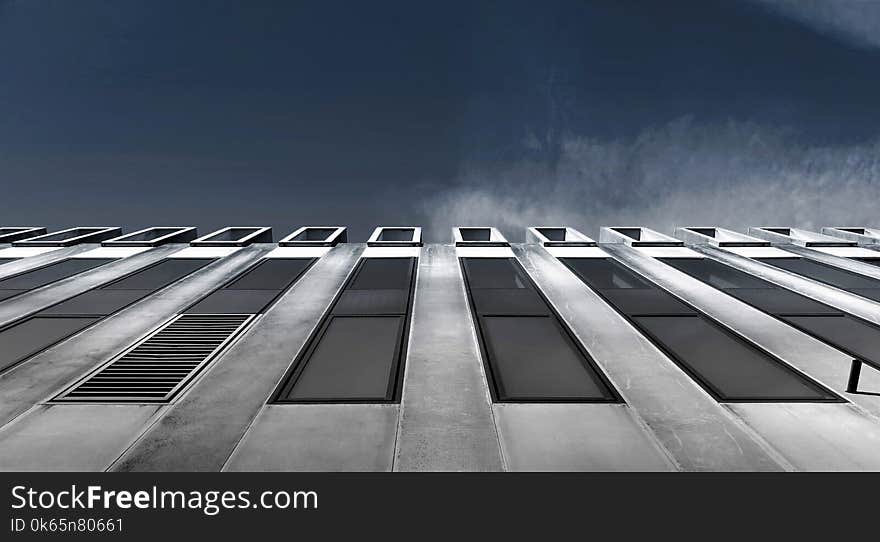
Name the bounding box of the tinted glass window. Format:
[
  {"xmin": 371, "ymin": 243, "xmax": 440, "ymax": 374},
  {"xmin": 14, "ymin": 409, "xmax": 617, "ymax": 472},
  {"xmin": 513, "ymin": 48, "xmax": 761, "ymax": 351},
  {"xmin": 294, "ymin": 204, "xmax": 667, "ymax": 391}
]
[
  {"xmin": 726, "ymin": 289, "xmax": 841, "ymax": 316},
  {"xmin": 782, "ymin": 315, "xmax": 880, "ymax": 366},
  {"xmin": 562, "ymin": 258, "xmax": 651, "ymax": 289},
  {"xmin": 282, "ymin": 316, "xmax": 403, "ymax": 400},
  {"xmin": 664, "ymin": 258, "xmax": 771, "ymax": 289},
  {"xmin": 481, "ymin": 316, "xmax": 615, "ymax": 400},
  {"xmin": 224, "ymin": 259, "xmax": 311, "ymax": 290},
  {"xmin": 0, "ymin": 317, "xmax": 99, "ymax": 372},
  {"xmin": 470, "ymin": 289, "xmax": 549, "ymax": 315},
  {"xmin": 0, "ymin": 259, "xmax": 113, "ymax": 290},
  {"xmin": 185, "ymin": 290, "xmax": 279, "ymax": 314},
  {"xmin": 600, "ymin": 289, "xmax": 696, "ymax": 316},
  {"xmin": 856, "ymin": 258, "xmax": 880, "ymax": 267},
  {"xmin": 462, "ymin": 258, "xmax": 530, "ymax": 289},
  {"xmin": 759, "ymin": 258, "xmax": 880, "ymax": 290},
  {"xmin": 292, "ymin": 228, "xmax": 337, "ymax": 241},
  {"xmin": 537, "ymin": 228, "xmax": 567, "ymax": 241},
  {"xmin": 460, "ymin": 228, "xmax": 491, "ymax": 241},
  {"xmin": 103, "ymin": 259, "xmax": 210, "ymax": 290},
  {"xmin": 349, "ymin": 258, "xmax": 412, "ymax": 290},
  {"xmin": 635, "ymin": 315, "xmax": 836, "ymax": 401},
  {"xmin": 39, "ymin": 290, "xmax": 147, "ymax": 316},
  {"xmin": 332, "ymin": 290, "xmax": 409, "ymax": 315},
  {"xmin": 377, "ymin": 228, "xmax": 414, "ymax": 241}
]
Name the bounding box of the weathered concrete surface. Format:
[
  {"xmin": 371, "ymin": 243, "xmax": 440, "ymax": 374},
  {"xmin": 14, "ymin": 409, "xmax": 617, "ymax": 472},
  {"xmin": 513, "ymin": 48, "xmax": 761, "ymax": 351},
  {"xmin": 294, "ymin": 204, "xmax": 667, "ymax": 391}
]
[
  {"xmin": 0, "ymin": 245, "xmax": 92, "ymax": 280},
  {"xmin": 609, "ymin": 245, "xmax": 880, "ymax": 419},
  {"xmin": 0, "ymin": 245, "xmax": 267, "ymax": 427},
  {"xmin": 110, "ymin": 244, "xmax": 363, "ymax": 472},
  {"xmin": 494, "ymin": 404, "xmax": 674, "ymax": 471},
  {"xmin": 0, "ymin": 245, "xmax": 179, "ymax": 328},
  {"xmin": 225, "ymin": 405, "xmax": 398, "ymax": 471},
  {"xmin": 516, "ymin": 245, "xmax": 787, "ymax": 471},
  {"xmin": 394, "ymin": 245, "xmax": 504, "ymax": 471},
  {"xmin": 0, "ymin": 405, "xmax": 162, "ymax": 471},
  {"xmin": 729, "ymin": 403, "xmax": 880, "ymax": 471}
]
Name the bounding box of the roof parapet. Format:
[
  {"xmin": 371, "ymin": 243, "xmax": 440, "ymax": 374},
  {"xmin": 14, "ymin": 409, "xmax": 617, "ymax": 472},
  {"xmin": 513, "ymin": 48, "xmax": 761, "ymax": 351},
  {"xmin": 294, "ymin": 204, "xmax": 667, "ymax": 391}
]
[
  {"xmin": 674, "ymin": 227, "xmax": 769, "ymax": 247},
  {"xmin": 452, "ymin": 227, "xmax": 509, "ymax": 247},
  {"xmin": 599, "ymin": 227, "xmax": 683, "ymax": 247},
  {"xmin": 820, "ymin": 227, "xmax": 880, "ymax": 247},
  {"xmin": 367, "ymin": 226, "xmax": 422, "ymax": 247},
  {"xmin": 278, "ymin": 226, "xmax": 347, "ymax": 247},
  {"xmin": 748, "ymin": 227, "xmax": 855, "ymax": 247},
  {"xmin": 14, "ymin": 227, "xmax": 122, "ymax": 247},
  {"xmin": 102, "ymin": 227, "xmax": 198, "ymax": 247},
  {"xmin": 526, "ymin": 227, "xmax": 596, "ymax": 247},
  {"xmin": 190, "ymin": 226, "xmax": 273, "ymax": 247}
]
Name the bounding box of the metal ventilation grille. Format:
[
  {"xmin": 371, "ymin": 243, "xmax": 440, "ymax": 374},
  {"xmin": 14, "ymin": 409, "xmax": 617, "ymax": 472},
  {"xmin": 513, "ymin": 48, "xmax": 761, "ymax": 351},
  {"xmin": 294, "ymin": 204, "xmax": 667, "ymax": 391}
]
[{"xmin": 55, "ymin": 314, "xmax": 254, "ymax": 403}]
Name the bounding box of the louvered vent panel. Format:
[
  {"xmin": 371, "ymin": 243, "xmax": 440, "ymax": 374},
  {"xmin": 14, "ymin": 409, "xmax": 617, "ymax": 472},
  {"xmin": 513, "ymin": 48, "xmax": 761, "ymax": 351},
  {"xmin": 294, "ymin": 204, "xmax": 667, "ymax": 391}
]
[{"xmin": 55, "ymin": 314, "xmax": 254, "ymax": 403}]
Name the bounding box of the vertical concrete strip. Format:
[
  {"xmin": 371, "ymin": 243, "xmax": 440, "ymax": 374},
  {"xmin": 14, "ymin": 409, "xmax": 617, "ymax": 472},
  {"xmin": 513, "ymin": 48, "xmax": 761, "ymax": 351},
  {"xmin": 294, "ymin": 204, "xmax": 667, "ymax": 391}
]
[
  {"xmin": 516, "ymin": 245, "xmax": 787, "ymax": 471},
  {"xmin": 0, "ymin": 405, "xmax": 162, "ymax": 471},
  {"xmin": 393, "ymin": 245, "xmax": 504, "ymax": 471},
  {"xmin": 225, "ymin": 405, "xmax": 398, "ymax": 471},
  {"xmin": 110, "ymin": 244, "xmax": 363, "ymax": 472},
  {"xmin": 0, "ymin": 246, "xmax": 267, "ymax": 428},
  {"xmin": 494, "ymin": 404, "xmax": 674, "ymax": 471}
]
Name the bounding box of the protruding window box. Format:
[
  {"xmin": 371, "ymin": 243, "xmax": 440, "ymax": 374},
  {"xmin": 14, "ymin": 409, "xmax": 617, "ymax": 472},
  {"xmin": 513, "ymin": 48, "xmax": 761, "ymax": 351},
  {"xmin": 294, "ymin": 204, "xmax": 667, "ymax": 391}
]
[
  {"xmin": 367, "ymin": 227, "xmax": 422, "ymax": 247},
  {"xmin": 102, "ymin": 227, "xmax": 198, "ymax": 247},
  {"xmin": 278, "ymin": 226, "xmax": 347, "ymax": 247},
  {"xmin": 14, "ymin": 227, "xmax": 122, "ymax": 247},
  {"xmin": 0, "ymin": 227, "xmax": 46, "ymax": 244},
  {"xmin": 748, "ymin": 227, "xmax": 855, "ymax": 248},
  {"xmin": 453, "ymin": 227, "xmax": 509, "ymax": 247},
  {"xmin": 526, "ymin": 227, "xmax": 596, "ymax": 247},
  {"xmin": 821, "ymin": 227, "xmax": 880, "ymax": 247},
  {"xmin": 674, "ymin": 227, "xmax": 769, "ymax": 247},
  {"xmin": 190, "ymin": 227, "xmax": 272, "ymax": 247},
  {"xmin": 599, "ymin": 227, "xmax": 683, "ymax": 247}
]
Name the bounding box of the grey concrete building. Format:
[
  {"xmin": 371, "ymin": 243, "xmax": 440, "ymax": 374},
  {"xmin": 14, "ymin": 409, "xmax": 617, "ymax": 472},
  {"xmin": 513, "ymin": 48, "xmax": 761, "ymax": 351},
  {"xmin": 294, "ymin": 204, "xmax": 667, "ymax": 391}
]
[{"xmin": 1, "ymin": 224, "xmax": 880, "ymax": 471}]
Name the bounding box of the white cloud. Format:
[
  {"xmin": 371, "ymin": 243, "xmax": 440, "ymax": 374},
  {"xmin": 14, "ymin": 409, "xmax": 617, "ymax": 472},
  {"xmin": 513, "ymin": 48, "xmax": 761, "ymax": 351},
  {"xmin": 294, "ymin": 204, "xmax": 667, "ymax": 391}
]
[
  {"xmin": 751, "ymin": 0, "xmax": 880, "ymax": 49},
  {"xmin": 421, "ymin": 117, "xmax": 880, "ymax": 241}
]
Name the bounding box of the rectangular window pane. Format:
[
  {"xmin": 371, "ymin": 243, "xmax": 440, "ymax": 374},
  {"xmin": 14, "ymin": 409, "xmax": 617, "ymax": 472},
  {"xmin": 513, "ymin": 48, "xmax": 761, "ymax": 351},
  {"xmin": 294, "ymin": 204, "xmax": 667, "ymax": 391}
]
[
  {"xmin": 0, "ymin": 290, "xmax": 24, "ymax": 302},
  {"xmin": 847, "ymin": 289, "xmax": 880, "ymax": 303},
  {"xmin": 725, "ymin": 288, "xmax": 841, "ymax": 316},
  {"xmin": 282, "ymin": 316, "xmax": 403, "ymax": 401},
  {"xmin": 470, "ymin": 288, "xmax": 549, "ymax": 315},
  {"xmin": 38, "ymin": 290, "xmax": 148, "ymax": 316},
  {"xmin": 759, "ymin": 258, "xmax": 880, "ymax": 290},
  {"xmin": 663, "ymin": 258, "xmax": 771, "ymax": 289},
  {"xmin": 634, "ymin": 315, "xmax": 837, "ymax": 401},
  {"xmin": 224, "ymin": 259, "xmax": 311, "ymax": 290},
  {"xmin": 599, "ymin": 289, "xmax": 696, "ymax": 316},
  {"xmin": 349, "ymin": 258, "xmax": 412, "ymax": 290},
  {"xmin": 0, "ymin": 317, "xmax": 99, "ymax": 372},
  {"xmin": 103, "ymin": 259, "xmax": 211, "ymax": 290},
  {"xmin": 461, "ymin": 258, "xmax": 530, "ymax": 289},
  {"xmin": 332, "ymin": 289, "xmax": 409, "ymax": 315},
  {"xmin": 185, "ymin": 289, "xmax": 280, "ymax": 314},
  {"xmin": 0, "ymin": 259, "xmax": 113, "ymax": 290},
  {"xmin": 782, "ymin": 315, "xmax": 880, "ymax": 367},
  {"xmin": 561, "ymin": 258, "xmax": 652, "ymax": 289},
  {"xmin": 481, "ymin": 316, "xmax": 616, "ymax": 401}
]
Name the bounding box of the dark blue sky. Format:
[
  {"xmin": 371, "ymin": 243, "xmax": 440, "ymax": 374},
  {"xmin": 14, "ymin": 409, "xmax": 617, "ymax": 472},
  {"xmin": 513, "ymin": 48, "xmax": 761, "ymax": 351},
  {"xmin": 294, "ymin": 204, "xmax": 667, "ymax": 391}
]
[{"xmin": 2, "ymin": 1, "xmax": 879, "ymax": 240}]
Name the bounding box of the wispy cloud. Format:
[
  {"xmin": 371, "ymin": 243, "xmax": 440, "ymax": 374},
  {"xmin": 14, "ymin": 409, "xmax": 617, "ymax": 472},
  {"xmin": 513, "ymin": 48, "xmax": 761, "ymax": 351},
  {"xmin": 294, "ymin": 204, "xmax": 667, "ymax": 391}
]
[
  {"xmin": 751, "ymin": 0, "xmax": 880, "ymax": 49},
  {"xmin": 421, "ymin": 117, "xmax": 880, "ymax": 241}
]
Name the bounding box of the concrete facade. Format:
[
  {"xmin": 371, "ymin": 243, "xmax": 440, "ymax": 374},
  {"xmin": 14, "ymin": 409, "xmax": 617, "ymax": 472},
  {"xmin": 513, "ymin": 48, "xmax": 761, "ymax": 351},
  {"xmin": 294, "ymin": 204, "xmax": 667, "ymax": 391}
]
[{"xmin": 1, "ymin": 225, "xmax": 880, "ymax": 471}]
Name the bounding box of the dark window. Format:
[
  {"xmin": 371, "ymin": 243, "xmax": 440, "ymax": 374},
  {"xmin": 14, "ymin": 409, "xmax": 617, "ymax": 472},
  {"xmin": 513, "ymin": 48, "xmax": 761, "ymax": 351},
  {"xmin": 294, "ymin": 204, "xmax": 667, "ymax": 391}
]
[
  {"xmin": 223, "ymin": 259, "xmax": 311, "ymax": 290},
  {"xmin": 112, "ymin": 228, "xmax": 180, "ymax": 242},
  {"xmin": 562, "ymin": 258, "xmax": 652, "ymax": 289},
  {"xmin": 612, "ymin": 228, "xmax": 642, "ymax": 240},
  {"xmin": 202, "ymin": 228, "xmax": 258, "ymax": 242},
  {"xmin": 635, "ymin": 316, "xmax": 837, "ymax": 401},
  {"xmin": 664, "ymin": 258, "xmax": 770, "ymax": 289},
  {"xmin": 459, "ymin": 228, "xmax": 492, "ymax": 241},
  {"xmin": 847, "ymin": 289, "xmax": 880, "ymax": 303},
  {"xmin": 292, "ymin": 228, "xmax": 338, "ymax": 241},
  {"xmin": 39, "ymin": 290, "xmax": 148, "ymax": 316},
  {"xmin": 725, "ymin": 288, "xmax": 841, "ymax": 315},
  {"xmin": 537, "ymin": 228, "xmax": 567, "ymax": 241},
  {"xmin": 185, "ymin": 258, "xmax": 314, "ymax": 315},
  {"xmin": 275, "ymin": 257, "xmax": 416, "ymax": 403},
  {"xmin": 782, "ymin": 315, "xmax": 880, "ymax": 368},
  {"xmin": 280, "ymin": 316, "xmax": 404, "ymax": 401},
  {"xmin": 481, "ymin": 316, "xmax": 616, "ymax": 400},
  {"xmin": 0, "ymin": 259, "xmax": 113, "ymax": 290},
  {"xmin": 186, "ymin": 290, "xmax": 280, "ymax": 314},
  {"xmin": 461, "ymin": 258, "xmax": 530, "ymax": 289},
  {"xmin": 759, "ymin": 258, "xmax": 880, "ymax": 290},
  {"xmin": 462, "ymin": 257, "xmax": 619, "ymax": 403},
  {"xmin": 856, "ymin": 258, "xmax": 880, "ymax": 267},
  {"xmin": 376, "ymin": 228, "xmax": 414, "ymax": 242},
  {"xmin": 0, "ymin": 317, "xmax": 99, "ymax": 372},
  {"xmin": 349, "ymin": 258, "xmax": 412, "ymax": 290},
  {"xmin": 102, "ymin": 259, "xmax": 211, "ymax": 290},
  {"xmin": 560, "ymin": 257, "xmax": 838, "ymax": 402}
]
